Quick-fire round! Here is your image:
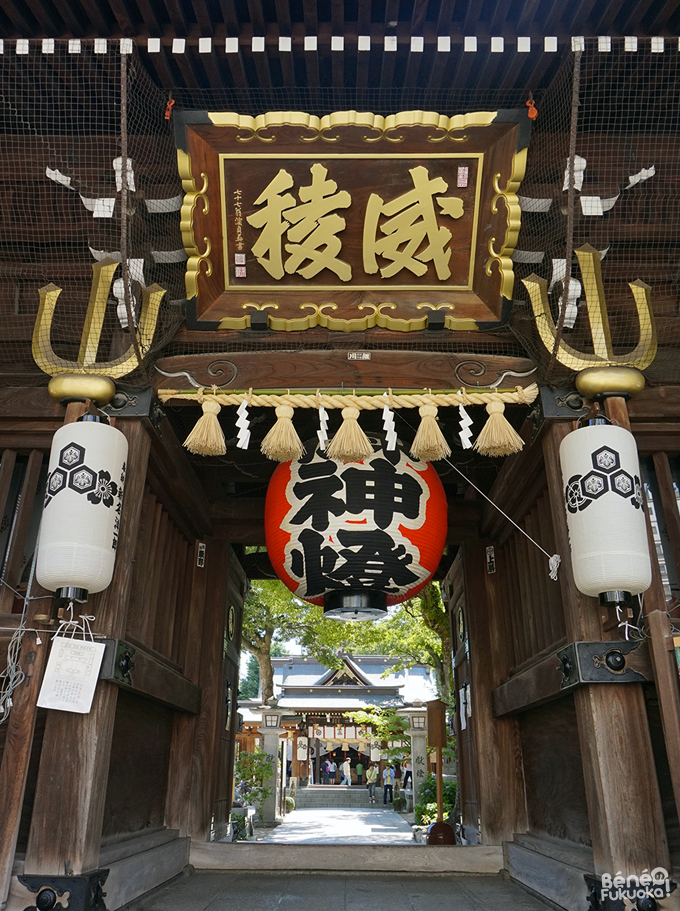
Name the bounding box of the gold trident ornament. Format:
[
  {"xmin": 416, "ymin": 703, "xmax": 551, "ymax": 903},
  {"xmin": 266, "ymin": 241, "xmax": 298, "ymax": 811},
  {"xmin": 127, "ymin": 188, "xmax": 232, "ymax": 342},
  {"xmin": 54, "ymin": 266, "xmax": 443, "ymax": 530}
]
[
  {"xmin": 522, "ymin": 244, "xmax": 657, "ymax": 398},
  {"xmin": 32, "ymin": 258, "xmax": 165, "ymax": 404}
]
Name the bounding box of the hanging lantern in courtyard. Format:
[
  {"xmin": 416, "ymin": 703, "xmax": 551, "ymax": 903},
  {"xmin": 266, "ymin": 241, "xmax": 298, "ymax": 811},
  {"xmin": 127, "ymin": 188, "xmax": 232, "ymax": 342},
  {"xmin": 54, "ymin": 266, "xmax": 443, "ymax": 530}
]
[
  {"xmin": 559, "ymin": 420, "xmax": 651, "ymax": 608},
  {"xmin": 36, "ymin": 415, "xmax": 128, "ymax": 605},
  {"xmin": 265, "ymin": 436, "xmax": 447, "ymax": 621}
]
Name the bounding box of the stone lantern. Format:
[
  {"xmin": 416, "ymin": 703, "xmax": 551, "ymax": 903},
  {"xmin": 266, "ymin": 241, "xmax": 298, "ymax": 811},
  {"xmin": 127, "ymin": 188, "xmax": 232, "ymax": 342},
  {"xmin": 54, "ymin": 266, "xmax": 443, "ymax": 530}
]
[
  {"xmin": 256, "ymin": 702, "xmax": 285, "ymax": 824},
  {"xmin": 397, "ymin": 699, "xmax": 429, "ymax": 801}
]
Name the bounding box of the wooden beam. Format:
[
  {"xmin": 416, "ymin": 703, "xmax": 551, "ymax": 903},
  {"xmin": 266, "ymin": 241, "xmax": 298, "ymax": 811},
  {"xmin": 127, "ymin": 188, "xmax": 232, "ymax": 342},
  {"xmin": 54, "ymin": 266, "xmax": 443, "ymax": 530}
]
[
  {"xmin": 543, "ymin": 423, "xmax": 601, "ymax": 642},
  {"xmin": 493, "ymin": 640, "xmax": 654, "ymax": 717},
  {"xmin": 464, "ymin": 541, "xmax": 527, "ymax": 844},
  {"xmin": 99, "ymin": 637, "xmax": 201, "ymax": 714},
  {"xmin": 166, "ymin": 541, "xmax": 209, "ymax": 835},
  {"xmin": 189, "ymin": 537, "xmax": 232, "ymax": 838},
  {"xmin": 146, "ymin": 412, "xmax": 213, "ymax": 540},
  {"xmin": 24, "ymin": 420, "xmax": 151, "ymax": 876},
  {"xmin": 155, "ymin": 350, "xmax": 536, "ymax": 395},
  {"xmin": 628, "ymin": 387, "xmax": 680, "ymax": 421}
]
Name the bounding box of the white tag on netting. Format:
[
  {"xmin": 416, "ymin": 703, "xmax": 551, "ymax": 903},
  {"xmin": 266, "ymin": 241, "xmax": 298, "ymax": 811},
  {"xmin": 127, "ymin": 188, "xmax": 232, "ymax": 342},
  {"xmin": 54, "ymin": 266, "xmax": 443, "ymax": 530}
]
[
  {"xmin": 37, "ymin": 637, "xmax": 105, "ymax": 714},
  {"xmin": 236, "ymin": 399, "xmax": 251, "ymax": 450},
  {"xmin": 382, "ymin": 393, "xmax": 397, "ymax": 450},
  {"xmin": 458, "ymin": 404, "xmax": 473, "ymax": 449},
  {"xmin": 317, "ymin": 405, "xmax": 329, "ymax": 450}
]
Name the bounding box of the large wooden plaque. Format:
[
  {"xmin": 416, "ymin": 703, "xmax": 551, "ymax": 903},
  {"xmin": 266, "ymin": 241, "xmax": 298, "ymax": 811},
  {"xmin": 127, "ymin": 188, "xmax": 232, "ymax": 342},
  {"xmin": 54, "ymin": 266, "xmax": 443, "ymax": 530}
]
[{"xmin": 175, "ymin": 110, "xmax": 531, "ymax": 332}]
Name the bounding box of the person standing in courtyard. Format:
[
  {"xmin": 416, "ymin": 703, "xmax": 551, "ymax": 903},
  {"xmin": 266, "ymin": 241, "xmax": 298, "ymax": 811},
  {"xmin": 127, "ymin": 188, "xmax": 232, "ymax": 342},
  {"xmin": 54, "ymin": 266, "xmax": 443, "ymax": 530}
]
[
  {"xmin": 402, "ymin": 757, "xmax": 412, "ymax": 789},
  {"xmin": 366, "ymin": 763, "xmax": 378, "ymax": 803},
  {"xmin": 328, "ymin": 758, "xmax": 337, "ymax": 784},
  {"xmin": 355, "ymin": 759, "xmax": 364, "ymax": 785},
  {"xmin": 383, "ymin": 763, "xmax": 395, "ymax": 805},
  {"xmin": 342, "ymin": 756, "xmax": 351, "ymax": 786},
  {"xmin": 321, "ymin": 758, "xmax": 329, "ymax": 785}
]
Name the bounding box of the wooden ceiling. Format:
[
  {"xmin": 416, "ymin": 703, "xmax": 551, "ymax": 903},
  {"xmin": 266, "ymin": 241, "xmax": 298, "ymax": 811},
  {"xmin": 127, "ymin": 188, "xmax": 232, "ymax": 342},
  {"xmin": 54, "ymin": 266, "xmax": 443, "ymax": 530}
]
[{"xmin": 3, "ymin": 1, "xmax": 680, "ymax": 94}]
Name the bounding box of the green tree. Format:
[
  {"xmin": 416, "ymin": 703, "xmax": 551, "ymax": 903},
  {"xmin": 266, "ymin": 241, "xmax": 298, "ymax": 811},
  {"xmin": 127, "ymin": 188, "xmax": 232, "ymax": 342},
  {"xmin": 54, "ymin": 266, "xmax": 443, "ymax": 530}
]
[
  {"xmin": 363, "ymin": 583, "xmax": 453, "ymax": 703},
  {"xmin": 240, "ymin": 579, "xmax": 453, "ymax": 704},
  {"xmin": 240, "ymin": 580, "xmax": 372, "ymax": 703},
  {"xmin": 239, "ymin": 644, "xmax": 287, "ymax": 699},
  {"xmin": 234, "ymin": 749, "xmax": 275, "ymax": 818},
  {"xmin": 239, "ymin": 654, "xmax": 260, "ymax": 698},
  {"xmin": 346, "ymin": 706, "xmax": 410, "ymax": 761}
]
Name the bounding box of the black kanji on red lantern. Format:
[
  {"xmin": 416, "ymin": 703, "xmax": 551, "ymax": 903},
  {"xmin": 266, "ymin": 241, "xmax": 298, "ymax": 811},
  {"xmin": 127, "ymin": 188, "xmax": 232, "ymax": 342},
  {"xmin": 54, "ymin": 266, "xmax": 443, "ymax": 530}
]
[
  {"xmin": 266, "ymin": 436, "xmax": 447, "ymax": 606},
  {"xmin": 327, "ymin": 529, "xmax": 419, "ymax": 590},
  {"xmin": 290, "ymin": 447, "xmax": 423, "ymax": 532}
]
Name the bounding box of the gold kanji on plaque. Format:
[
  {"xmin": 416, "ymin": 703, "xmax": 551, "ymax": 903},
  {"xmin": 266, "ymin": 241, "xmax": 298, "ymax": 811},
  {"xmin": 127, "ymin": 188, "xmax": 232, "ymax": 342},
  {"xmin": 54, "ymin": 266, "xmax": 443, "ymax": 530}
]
[
  {"xmin": 247, "ymin": 162, "xmax": 352, "ymax": 281},
  {"xmin": 177, "ymin": 109, "xmax": 530, "ymax": 329},
  {"xmin": 363, "ymin": 165, "xmax": 464, "ymax": 280}
]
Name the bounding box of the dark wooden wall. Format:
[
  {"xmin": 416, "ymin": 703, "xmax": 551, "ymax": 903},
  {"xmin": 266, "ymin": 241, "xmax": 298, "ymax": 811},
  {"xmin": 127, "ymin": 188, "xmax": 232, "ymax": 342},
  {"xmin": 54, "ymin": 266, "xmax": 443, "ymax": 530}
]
[
  {"xmin": 0, "ymin": 393, "xmax": 246, "ymax": 906},
  {"xmin": 445, "ymin": 394, "xmax": 680, "ymax": 891}
]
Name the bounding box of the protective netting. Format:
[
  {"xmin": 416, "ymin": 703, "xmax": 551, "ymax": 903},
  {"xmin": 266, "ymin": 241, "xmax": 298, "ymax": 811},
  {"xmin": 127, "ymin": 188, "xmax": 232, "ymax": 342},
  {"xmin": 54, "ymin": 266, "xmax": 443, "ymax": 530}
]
[
  {"xmin": 1, "ymin": 40, "xmax": 680, "ymax": 385},
  {"xmin": 511, "ymin": 39, "xmax": 680, "ymax": 386},
  {"xmin": 0, "ymin": 42, "xmax": 184, "ymax": 383}
]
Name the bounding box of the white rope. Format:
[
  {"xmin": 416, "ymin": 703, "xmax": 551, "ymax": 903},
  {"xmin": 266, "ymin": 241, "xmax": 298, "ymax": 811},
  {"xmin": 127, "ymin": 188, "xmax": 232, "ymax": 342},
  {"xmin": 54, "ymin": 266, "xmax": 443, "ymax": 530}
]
[
  {"xmin": 394, "ymin": 410, "xmax": 561, "ymax": 581},
  {"xmin": 0, "ymin": 530, "xmax": 41, "ymax": 724},
  {"xmin": 441, "ymin": 452, "xmax": 561, "ymax": 579}
]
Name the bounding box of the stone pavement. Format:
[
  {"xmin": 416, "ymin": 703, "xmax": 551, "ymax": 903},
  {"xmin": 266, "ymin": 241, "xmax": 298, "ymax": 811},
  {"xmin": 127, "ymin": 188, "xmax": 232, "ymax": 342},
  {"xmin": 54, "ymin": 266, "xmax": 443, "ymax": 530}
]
[
  {"xmin": 123, "ymin": 871, "xmax": 553, "ymax": 911},
  {"xmin": 262, "ymin": 807, "xmax": 415, "ymax": 845}
]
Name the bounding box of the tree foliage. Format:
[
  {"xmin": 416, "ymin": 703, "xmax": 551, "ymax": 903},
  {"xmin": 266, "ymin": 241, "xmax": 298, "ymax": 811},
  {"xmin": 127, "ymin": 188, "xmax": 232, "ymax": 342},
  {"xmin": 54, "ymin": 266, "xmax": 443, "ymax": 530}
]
[
  {"xmin": 239, "ymin": 645, "xmax": 286, "ymax": 699},
  {"xmin": 240, "ymin": 579, "xmax": 453, "ymax": 704},
  {"xmin": 352, "ymin": 583, "xmax": 453, "ymax": 702},
  {"xmin": 345, "ymin": 706, "xmax": 410, "ymax": 760},
  {"xmin": 234, "ymin": 749, "xmax": 275, "ymax": 818},
  {"xmin": 240, "ymin": 580, "xmax": 378, "ymax": 702}
]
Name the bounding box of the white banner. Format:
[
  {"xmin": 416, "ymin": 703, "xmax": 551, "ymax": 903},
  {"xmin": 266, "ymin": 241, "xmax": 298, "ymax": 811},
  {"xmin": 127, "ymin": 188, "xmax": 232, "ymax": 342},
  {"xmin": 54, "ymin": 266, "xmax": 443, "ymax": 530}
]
[{"xmin": 297, "ymin": 736, "xmax": 308, "ymax": 761}]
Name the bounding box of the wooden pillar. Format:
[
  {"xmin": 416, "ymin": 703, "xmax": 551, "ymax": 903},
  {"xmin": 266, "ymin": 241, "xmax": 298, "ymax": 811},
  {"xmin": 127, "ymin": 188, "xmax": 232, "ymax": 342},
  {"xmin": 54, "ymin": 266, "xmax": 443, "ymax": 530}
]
[
  {"xmin": 647, "ymin": 451, "xmax": 680, "ymax": 834},
  {"xmin": 24, "ymin": 419, "xmax": 151, "ymax": 876},
  {"xmin": 164, "ymin": 540, "xmax": 209, "ymax": 836},
  {"xmin": 543, "ymin": 420, "xmax": 670, "ymax": 875},
  {"xmin": 0, "ymin": 405, "xmax": 81, "ymax": 905},
  {"xmin": 464, "ymin": 541, "xmax": 527, "ymax": 845},
  {"xmin": 188, "ymin": 538, "xmax": 231, "ymax": 839}
]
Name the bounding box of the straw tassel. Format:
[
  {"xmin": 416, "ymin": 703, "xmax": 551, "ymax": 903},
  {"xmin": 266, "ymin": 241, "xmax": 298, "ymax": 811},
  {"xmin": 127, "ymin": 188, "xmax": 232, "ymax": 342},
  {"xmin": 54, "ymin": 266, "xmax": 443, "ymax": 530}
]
[
  {"xmin": 261, "ymin": 405, "xmax": 305, "ymax": 462},
  {"xmin": 183, "ymin": 397, "xmax": 226, "ymax": 456},
  {"xmin": 327, "ymin": 407, "xmax": 373, "ymax": 461},
  {"xmin": 473, "ymin": 398, "xmax": 524, "ymax": 457},
  {"xmin": 410, "ymin": 405, "xmax": 451, "ymax": 462}
]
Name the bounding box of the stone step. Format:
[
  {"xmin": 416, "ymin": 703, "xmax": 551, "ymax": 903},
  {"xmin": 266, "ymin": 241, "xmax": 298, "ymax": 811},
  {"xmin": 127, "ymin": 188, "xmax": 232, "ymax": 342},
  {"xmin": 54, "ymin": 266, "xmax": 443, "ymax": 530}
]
[
  {"xmin": 293, "ymin": 788, "xmax": 397, "ymax": 809},
  {"xmin": 191, "ymin": 842, "xmax": 504, "ymax": 874}
]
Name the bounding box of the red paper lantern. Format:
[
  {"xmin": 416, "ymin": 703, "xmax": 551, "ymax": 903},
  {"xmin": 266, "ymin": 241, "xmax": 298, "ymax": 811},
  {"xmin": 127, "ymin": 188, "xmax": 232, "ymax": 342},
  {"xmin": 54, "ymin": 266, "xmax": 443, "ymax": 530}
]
[{"xmin": 265, "ymin": 437, "xmax": 447, "ymax": 620}]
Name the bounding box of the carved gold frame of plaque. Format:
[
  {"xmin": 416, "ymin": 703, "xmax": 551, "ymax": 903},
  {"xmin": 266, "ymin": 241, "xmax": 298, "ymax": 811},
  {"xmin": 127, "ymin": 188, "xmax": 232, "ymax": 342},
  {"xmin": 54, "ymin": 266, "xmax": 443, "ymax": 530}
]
[{"xmin": 177, "ymin": 110, "xmax": 527, "ymax": 332}]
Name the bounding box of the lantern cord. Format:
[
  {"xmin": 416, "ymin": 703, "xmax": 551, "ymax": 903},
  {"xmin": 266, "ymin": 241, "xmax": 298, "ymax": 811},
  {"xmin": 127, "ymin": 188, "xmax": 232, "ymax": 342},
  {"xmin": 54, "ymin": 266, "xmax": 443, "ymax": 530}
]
[
  {"xmin": 53, "ymin": 603, "xmax": 97, "ymax": 641},
  {"xmin": 0, "ymin": 530, "xmax": 41, "ymax": 725},
  {"xmin": 396, "ymin": 411, "xmax": 562, "ymax": 581},
  {"xmin": 442, "ymin": 452, "xmax": 561, "ymax": 581}
]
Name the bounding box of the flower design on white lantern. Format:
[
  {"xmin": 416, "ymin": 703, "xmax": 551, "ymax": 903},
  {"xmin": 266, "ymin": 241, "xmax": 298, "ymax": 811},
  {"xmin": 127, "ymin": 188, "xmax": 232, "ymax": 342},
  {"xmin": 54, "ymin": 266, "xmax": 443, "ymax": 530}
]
[
  {"xmin": 47, "ymin": 469, "xmax": 67, "ymax": 496},
  {"xmin": 87, "ymin": 470, "xmax": 119, "ymax": 508},
  {"xmin": 559, "ymin": 423, "xmax": 652, "ymax": 601},
  {"xmin": 37, "ymin": 417, "xmax": 129, "ymax": 601},
  {"xmin": 565, "ymin": 477, "xmax": 589, "ymax": 513}
]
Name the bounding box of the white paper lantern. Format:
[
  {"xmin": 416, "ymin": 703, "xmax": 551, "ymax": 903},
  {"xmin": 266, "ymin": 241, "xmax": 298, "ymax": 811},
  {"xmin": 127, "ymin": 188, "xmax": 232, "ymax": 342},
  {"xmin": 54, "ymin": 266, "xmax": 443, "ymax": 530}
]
[
  {"xmin": 37, "ymin": 416, "xmax": 128, "ymax": 600},
  {"xmin": 296, "ymin": 736, "xmax": 309, "ymax": 761},
  {"xmin": 559, "ymin": 423, "xmax": 651, "ymax": 599}
]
